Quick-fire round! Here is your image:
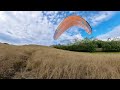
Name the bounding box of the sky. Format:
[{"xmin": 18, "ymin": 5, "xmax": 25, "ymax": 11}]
[{"xmin": 0, "ymin": 11, "xmax": 120, "ymax": 46}]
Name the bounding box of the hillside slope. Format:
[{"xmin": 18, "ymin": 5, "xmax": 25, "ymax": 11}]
[{"xmin": 0, "ymin": 43, "xmax": 120, "ymax": 79}]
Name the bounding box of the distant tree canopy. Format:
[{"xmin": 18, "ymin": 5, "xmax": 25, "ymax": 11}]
[{"xmin": 53, "ymin": 38, "xmax": 120, "ymax": 52}]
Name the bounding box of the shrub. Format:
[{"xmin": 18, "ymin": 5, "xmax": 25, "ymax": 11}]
[
  {"xmin": 53, "ymin": 42, "xmax": 97, "ymax": 52},
  {"xmin": 85, "ymin": 42, "xmax": 97, "ymax": 52},
  {"xmin": 53, "ymin": 39, "xmax": 120, "ymax": 52},
  {"xmin": 102, "ymin": 41, "xmax": 120, "ymax": 52}
]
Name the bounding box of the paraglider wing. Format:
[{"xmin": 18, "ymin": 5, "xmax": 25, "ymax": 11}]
[{"xmin": 53, "ymin": 15, "xmax": 92, "ymax": 40}]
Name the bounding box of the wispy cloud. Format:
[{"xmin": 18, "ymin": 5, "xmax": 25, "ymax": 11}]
[
  {"xmin": 0, "ymin": 11, "xmax": 118, "ymax": 46},
  {"xmin": 55, "ymin": 27, "xmax": 83, "ymax": 45},
  {"xmin": 0, "ymin": 11, "xmax": 56, "ymax": 45},
  {"xmin": 86, "ymin": 11, "xmax": 116, "ymax": 26},
  {"xmin": 97, "ymin": 25, "xmax": 120, "ymax": 40}
]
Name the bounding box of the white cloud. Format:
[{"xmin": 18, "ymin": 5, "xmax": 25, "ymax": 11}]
[
  {"xmin": 89, "ymin": 11, "xmax": 116, "ymax": 26},
  {"xmin": 0, "ymin": 11, "xmax": 56, "ymax": 46},
  {"xmin": 0, "ymin": 11, "xmax": 118, "ymax": 46},
  {"xmin": 55, "ymin": 33, "xmax": 83, "ymax": 45},
  {"xmin": 97, "ymin": 25, "xmax": 120, "ymax": 40},
  {"xmin": 55, "ymin": 27, "xmax": 83, "ymax": 45}
]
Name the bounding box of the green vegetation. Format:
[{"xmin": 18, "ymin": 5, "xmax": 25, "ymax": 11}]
[{"xmin": 53, "ymin": 39, "xmax": 120, "ymax": 52}]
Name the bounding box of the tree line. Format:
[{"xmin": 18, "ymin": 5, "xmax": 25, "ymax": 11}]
[{"xmin": 52, "ymin": 38, "xmax": 120, "ymax": 52}]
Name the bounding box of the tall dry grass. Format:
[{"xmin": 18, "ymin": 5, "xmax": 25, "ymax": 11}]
[{"xmin": 0, "ymin": 43, "xmax": 120, "ymax": 79}]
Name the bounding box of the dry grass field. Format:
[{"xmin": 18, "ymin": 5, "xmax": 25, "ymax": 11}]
[{"xmin": 0, "ymin": 43, "xmax": 120, "ymax": 79}]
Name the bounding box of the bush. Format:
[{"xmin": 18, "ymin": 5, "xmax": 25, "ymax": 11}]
[
  {"xmin": 53, "ymin": 40, "xmax": 120, "ymax": 52},
  {"xmin": 85, "ymin": 42, "xmax": 97, "ymax": 52},
  {"xmin": 102, "ymin": 41, "xmax": 120, "ymax": 52},
  {"xmin": 54, "ymin": 42, "xmax": 97, "ymax": 52},
  {"xmin": 92, "ymin": 40, "xmax": 104, "ymax": 48}
]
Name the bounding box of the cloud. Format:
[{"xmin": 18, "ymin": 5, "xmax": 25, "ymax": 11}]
[
  {"xmin": 0, "ymin": 11, "xmax": 56, "ymax": 46},
  {"xmin": 0, "ymin": 11, "xmax": 82, "ymax": 46},
  {"xmin": 67, "ymin": 11, "xmax": 116, "ymax": 27},
  {"xmin": 55, "ymin": 27, "xmax": 83, "ymax": 45},
  {"xmin": 97, "ymin": 25, "xmax": 120, "ymax": 40},
  {"xmin": 54, "ymin": 34, "xmax": 83, "ymax": 45},
  {"xmin": 0, "ymin": 11, "xmax": 117, "ymax": 46},
  {"xmin": 88, "ymin": 11, "xmax": 116, "ymax": 26}
]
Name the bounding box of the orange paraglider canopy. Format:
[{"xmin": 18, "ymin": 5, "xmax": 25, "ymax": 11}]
[{"xmin": 53, "ymin": 15, "xmax": 92, "ymax": 40}]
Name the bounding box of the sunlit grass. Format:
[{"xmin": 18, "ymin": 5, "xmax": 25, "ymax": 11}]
[{"xmin": 0, "ymin": 43, "xmax": 120, "ymax": 79}]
